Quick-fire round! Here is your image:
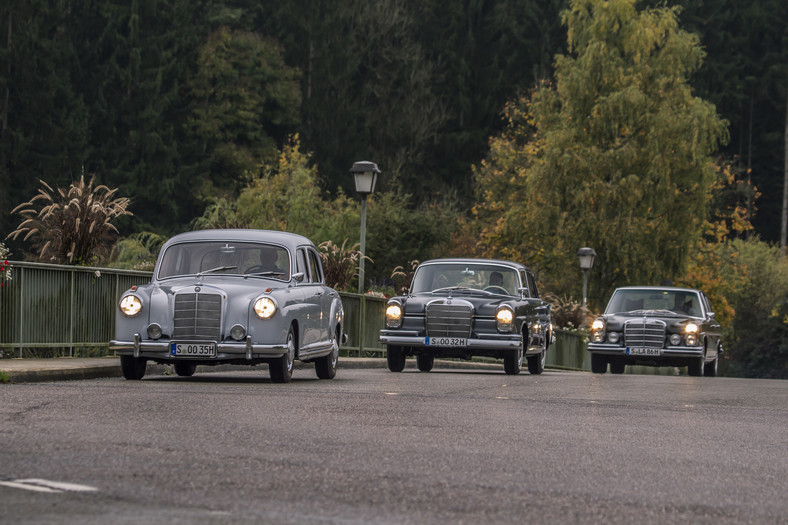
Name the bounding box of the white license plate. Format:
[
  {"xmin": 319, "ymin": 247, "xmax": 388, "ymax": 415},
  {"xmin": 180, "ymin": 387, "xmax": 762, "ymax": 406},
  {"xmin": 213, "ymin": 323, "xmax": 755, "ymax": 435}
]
[
  {"xmin": 627, "ymin": 347, "xmax": 661, "ymax": 356},
  {"xmin": 426, "ymin": 337, "xmax": 467, "ymax": 347},
  {"xmin": 170, "ymin": 342, "xmax": 216, "ymax": 357}
]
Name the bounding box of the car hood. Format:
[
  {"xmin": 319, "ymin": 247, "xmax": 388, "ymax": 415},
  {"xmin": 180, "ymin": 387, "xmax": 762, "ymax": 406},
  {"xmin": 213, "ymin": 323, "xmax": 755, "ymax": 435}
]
[
  {"xmin": 601, "ymin": 311, "xmax": 699, "ymax": 333},
  {"xmin": 395, "ymin": 292, "xmax": 514, "ymax": 316},
  {"xmin": 153, "ymin": 275, "xmax": 287, "ymax": 299}
]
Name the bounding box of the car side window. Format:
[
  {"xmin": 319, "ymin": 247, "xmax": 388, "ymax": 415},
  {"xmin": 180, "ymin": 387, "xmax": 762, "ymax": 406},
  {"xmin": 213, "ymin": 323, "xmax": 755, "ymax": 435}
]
[
  {"xmin": 518, "ymin": 270, "xmax": 530, "ymax": 297},
  {"xmin": 701, "ymin": 293, "xmax": 712, "ymax": 316},
  {"xmin": 527, "ymin": 272, "xmax": 539, "ymax": 298},
  {"xmin": 308, "ymin": 250, "xmax": 323, "ymax": 284},
  {"xmin": 297, "ymin": 249, "xmax": 309, "ymax": 281}
]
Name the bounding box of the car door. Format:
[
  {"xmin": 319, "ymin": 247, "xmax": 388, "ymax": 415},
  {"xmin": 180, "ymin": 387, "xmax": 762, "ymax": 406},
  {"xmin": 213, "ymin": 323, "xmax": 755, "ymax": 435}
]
[
  {"xmin": 701, "ymin": 292, "xmax": 722, "ymax": 359},
  {"xmin": 306, "ymin": 247, "xmax": 332, "ymax": 344},
  {"xmin": 526, "ymin": 270, "xmax": 551, "ymax": 349},
  {"xmin": 296, "ymin": 247, "xmax": 323, "ymax": 349}
]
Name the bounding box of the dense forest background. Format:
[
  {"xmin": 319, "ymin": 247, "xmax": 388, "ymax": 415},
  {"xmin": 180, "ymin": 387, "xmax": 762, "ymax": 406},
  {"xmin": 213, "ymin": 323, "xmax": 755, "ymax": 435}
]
[
  {"xmin": 1, "ymin": 1, "xmax": 787, "ymax": 378},
  {"xmin": 2, "ymin": 0, "xmax": 785, "ymax": 244}
]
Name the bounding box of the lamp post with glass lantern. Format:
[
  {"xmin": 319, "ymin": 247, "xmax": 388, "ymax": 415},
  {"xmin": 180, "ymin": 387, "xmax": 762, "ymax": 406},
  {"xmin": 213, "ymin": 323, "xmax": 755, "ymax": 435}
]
[
  {"xmin": 577, "ymin": 247, "xmax": 597, "ymax": 329},
  {"xmin": 350, "ymin": 161, "xmax": 380, "ymax": 294}
]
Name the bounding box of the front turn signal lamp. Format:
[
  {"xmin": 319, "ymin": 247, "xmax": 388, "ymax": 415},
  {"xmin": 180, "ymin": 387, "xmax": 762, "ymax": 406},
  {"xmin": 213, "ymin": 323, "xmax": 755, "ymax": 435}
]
[
  {"xmin": 385, "ymin": 302, "xmax": 403, "ymax": 328},
  {"xmin": 496, "ymin": 305, "xmax": 514, "ymax": 332},
  {"xmin": 119, "ymin": 294, "xmax": 142, "ymax": 317},
  {"xmin": 254, "ymin": 297, "xmax": 277, "ymax": 319}
]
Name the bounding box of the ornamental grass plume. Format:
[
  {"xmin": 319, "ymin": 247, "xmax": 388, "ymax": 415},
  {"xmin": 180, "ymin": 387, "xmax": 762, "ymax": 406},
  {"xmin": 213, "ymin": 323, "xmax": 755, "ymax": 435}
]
[
  {"xmin": 6, "ymin": 176, "xmax": 132, "ymax": 265},
  {"xmin": 318, "ymin": 239, "xmax": 363, "ymax": 291}
]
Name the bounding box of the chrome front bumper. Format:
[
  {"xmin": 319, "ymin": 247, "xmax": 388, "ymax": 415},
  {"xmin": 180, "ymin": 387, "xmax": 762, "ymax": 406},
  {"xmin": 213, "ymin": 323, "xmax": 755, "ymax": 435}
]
[
  {"xmin": 110, "ymin": 333, "xmax": 287, "ymax": 360},
  {"xmin": 379, "ymin": 331, "xmax": 522, "ymax": 351},
  {"xmin": 586, "ymin": 342, "xmax": 704, "ymax": 358}
]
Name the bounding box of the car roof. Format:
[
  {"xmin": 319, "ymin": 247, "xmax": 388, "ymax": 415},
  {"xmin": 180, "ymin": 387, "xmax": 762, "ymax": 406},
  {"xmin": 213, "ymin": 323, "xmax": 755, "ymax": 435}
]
[
  {"xmin": 418, "ymin": 258, "xmax": 529, "ymax": 271},
  {"xmin": 614, "ymin": 286, "xmax": 702, "ymax": 294},
  {"xmin": 161, "ymin": 229, "xmax": 315, "ymax": 252}
]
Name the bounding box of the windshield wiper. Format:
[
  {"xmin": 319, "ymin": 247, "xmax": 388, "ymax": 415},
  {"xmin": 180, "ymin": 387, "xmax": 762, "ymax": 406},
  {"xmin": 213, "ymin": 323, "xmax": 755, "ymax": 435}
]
[
  {"xmin": 625, "ymin": 309, "xmax": 681, "ymax": 316},
  {"xmin": 431, "ymin": 286, "xmax": 480, "ymax": 295},
  {"xmin": 244, "ymin": 271, "xmax": 285, "ymax": 278},
  {"xmin": 197, "ymin": 265, "xmax": 237, "ymax": 277}
]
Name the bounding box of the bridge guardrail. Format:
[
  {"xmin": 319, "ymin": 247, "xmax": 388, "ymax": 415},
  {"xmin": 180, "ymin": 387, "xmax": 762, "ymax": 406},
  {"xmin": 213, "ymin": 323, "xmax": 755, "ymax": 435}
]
[{"xmin": 0, "ymin": 261, "xmax": 589, "ymax": 369}]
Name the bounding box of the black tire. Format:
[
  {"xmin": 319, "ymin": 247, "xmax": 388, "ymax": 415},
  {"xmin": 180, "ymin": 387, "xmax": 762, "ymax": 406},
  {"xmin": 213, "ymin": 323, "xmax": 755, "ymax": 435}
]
[
  {"xmin": 387, "ymin": 345, "xmax": 406, "ymax": 372},
  {"xmin": 120, "ymin": 355, "xmax": 147, "ymax": 380},
  {"xmin": 174, "ymin": 362, "xmax": 197, "ymax": 377},
  {"xmin": 315, "ymin": 335, "xmax": 339, "ymax": 380},
  {"xmin": 704, "ymin": 346, "xmax": 719, "ymax": 377},
  {"xmin": 687, "ymin": 355, "xmax": 704, "ymax": 377},
  {"xmin": 504, "ymin": 346, "xmax": 523, "ymax": 375},
  {"xmin": 703, "ymin": 356, "xmax": 718, "ymax": 377},
  {"xmin": 270, "ymin": 327, "xmax": 296, "ymax": 383},
  {"xmin": 609, "ymin": 360, "xmax": 626, "ymax": 374},
  {"xmin": 527, "ymin": 350, "xmax": 546, "ymax": 375},
  {"xmin": 416, "ymin": 354, "xmax": 434, "ymax": 372},
  {"xmin": 590, "ymin": 353, "xmax": 607, "ymax": 374}
]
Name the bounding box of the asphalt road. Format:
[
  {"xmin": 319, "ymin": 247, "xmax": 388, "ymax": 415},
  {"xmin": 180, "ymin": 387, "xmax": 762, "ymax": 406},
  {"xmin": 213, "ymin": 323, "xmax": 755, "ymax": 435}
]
[{"xmin": 1, "ymin": 367, "xmax": 786, "ymax": 524}]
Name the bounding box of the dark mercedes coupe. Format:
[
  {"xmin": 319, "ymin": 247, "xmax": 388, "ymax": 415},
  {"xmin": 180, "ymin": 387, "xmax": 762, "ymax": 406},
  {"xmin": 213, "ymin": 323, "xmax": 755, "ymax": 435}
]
[
  {"xmin": 379, "ymin": 258, "xmax": 552, "ymax": 375},
  {"xmin": 587, "ymin": 286, "xmax": 722, "ymax": 376}
]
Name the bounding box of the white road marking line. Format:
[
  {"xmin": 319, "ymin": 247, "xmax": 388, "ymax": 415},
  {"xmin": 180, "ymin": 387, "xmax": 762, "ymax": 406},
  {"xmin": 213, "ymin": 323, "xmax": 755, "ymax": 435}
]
[
  {"xmin": 18, "ymin": 479, "xmax": 99, "ymax": 492},
  {"xmin": 0, "ymin": 481, "xmax": 61, "ymax": 493},
  {"xmin": 0, "ymin": 479, "xmax": 99, "ymax": 493}
]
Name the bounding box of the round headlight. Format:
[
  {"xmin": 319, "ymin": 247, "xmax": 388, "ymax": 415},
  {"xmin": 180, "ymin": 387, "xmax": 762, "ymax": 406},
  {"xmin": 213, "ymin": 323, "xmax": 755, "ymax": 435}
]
[
  {"xmin": 607, "ymin": 332, "xmax": 620, "ymax": 344},
  {"xmin": 119, "ymin": 294, "xmax": 142, "ymax": 317},
  {"xmin": 685, "ymin": 322, "xmax": 698, "ymax": 334},
  {"xmin": 385, "ymin": 303, "xmax": 403, "ymax": 328},
  {"xmin": 230, "ymin": 324, "xmax": 246, "ymax": 341},
  {"xmin": 592, "ymin": 319, "xmax": 605, "ymax": 331},
  {"xmin": 496, "ymin": 306, "xmax": 514, "ymax": 332},
  {"xmin": 254, "ymin": 297, "xmax": 277, "ymax": 319},
  {"xmin": 147, "ymin": 323, "xmax": 162, "ymax": 339},
  {"xmin": 669, "ymin": 333, "xmax": 682, "ymax": 346}
]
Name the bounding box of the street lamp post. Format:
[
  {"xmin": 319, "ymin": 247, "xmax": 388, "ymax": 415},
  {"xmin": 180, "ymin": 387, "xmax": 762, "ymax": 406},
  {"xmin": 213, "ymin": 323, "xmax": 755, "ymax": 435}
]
[
  {"xmin": 350, "ymin": 161, "xmax": 380, "ymax": 294},
  {"xmin": 577, "ymin": 247, "xmax": 597, "ymax": 329}
]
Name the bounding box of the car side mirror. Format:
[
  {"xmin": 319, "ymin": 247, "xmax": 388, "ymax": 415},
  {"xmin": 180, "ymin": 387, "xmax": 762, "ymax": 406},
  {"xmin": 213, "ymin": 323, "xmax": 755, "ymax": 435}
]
[
  {"xmin": 292, "ymin": 272, "xmax": 305, "ymax": 283},
  {"xmin": 517, "ymin": 287, "xmax": 528, "ymax": 299},
  {"xmin": 708, "ymin": 311, "xmax": 715, "ymax": 319}
]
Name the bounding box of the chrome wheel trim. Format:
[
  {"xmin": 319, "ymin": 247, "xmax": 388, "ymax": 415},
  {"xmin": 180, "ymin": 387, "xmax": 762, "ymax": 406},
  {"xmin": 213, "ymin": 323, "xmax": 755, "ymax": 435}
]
[
  {"xmin": 286, "ymin": 332, "xmax": 295, "ymax": 373},
  {"xmin": 330, "ymin": 338, "xmax": 339, "ymax": 368}
]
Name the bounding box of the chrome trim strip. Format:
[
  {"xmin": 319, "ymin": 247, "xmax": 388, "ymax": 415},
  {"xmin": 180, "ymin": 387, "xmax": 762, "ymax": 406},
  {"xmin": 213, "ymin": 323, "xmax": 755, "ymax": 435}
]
[
  {"xmin": 379, "ymin": 334, "xmax": 521, "ymax": 350},
  {"xmin": 111, "ymin": 340, "xmax": 288, "ymax": 359}
]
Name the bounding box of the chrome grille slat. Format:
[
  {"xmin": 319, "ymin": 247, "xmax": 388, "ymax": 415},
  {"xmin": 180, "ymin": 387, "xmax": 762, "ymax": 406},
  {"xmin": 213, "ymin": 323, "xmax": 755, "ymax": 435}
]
[
  {"xmin": 173, "ymin": 293, "xmax": 222, "ymax": 340},
  {"xmin": 624, "ymin": 319, "xmax": 666, "ymax": 348},
  {"xmin": 426, "ymin": 303, "xmax": 472, "ymax": 338}
]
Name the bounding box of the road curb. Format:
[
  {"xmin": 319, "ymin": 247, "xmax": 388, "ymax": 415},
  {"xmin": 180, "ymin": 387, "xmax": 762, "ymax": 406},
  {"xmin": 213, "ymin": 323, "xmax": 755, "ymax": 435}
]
[{"xmin": 0, "ymin": 355, "xmax": 518, "ymax": 383}]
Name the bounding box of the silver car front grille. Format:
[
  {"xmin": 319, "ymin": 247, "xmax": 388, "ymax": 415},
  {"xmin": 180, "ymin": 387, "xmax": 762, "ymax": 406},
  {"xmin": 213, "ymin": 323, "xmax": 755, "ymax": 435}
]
[
  {"xmin": 425, "ymin": 303, "xmax": 473, "ymax": 338},
  {"xmin": 624, "ymin": 319, "xmax": 666, "ymax": 348},
  {"xmin": 173, "ymin": 293, "xmax": 222, "ymax": 340}
]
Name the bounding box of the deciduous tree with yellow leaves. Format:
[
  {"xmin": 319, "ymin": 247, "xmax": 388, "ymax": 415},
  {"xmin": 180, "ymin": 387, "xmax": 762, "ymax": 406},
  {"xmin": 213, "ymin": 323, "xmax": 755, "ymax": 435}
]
[{"xmin": 471, "ymin": 0, "xmax": 728, "ymax": 309}]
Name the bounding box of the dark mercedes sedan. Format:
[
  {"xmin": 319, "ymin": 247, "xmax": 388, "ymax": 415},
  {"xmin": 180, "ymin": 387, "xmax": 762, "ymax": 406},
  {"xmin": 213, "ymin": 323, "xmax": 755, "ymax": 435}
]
[
  {"xmin": 379, "ymin": 258, "xmax": 552, "ymax": 375},
  {"xmin": 587, "ymin": 286, "xmax": 722, "ymax": 376}
]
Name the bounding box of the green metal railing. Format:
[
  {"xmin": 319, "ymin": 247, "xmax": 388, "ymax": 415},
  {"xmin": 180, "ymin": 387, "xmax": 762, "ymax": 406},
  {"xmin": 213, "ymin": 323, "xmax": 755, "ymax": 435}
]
[
  {"xmin": 0, "ymin": 261, "xmax": 387, "ymax": 358},
  {"xmin": 0, "ymin": 261, "xmax": 591, "ymax": 369},
  {"xmin": 0, "ymin": 262, "xmax": 152, "ymax": 357}
]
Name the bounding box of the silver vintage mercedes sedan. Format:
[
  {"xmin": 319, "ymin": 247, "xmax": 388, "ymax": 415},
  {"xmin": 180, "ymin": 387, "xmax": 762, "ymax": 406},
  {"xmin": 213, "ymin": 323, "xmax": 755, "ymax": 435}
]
[{"xmin": 110, "ymin": 229, "xmax": 344, "ymax": 382}]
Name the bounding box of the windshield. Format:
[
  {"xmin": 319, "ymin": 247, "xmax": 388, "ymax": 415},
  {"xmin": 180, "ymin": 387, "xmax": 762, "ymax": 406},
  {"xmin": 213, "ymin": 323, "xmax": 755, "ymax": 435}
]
[
  {"xmin": 410, "ymin": 263, "xmax": 519, "ymax": 295},
  {"xmin": 605, "ymin": 289, "xmax": 702, "ymax": 317},
  {"xmin": 157, "ymin": 241, "xmax": 290, "ymax": 280}
]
